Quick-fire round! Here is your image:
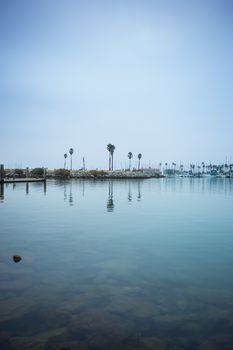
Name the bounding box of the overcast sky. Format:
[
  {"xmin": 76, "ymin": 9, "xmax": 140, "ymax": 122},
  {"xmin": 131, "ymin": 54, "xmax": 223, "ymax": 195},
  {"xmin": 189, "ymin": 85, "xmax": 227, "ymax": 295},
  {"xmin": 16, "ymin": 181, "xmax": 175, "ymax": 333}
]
[{"xmin": 1, "ymin": 0, "xmax": 233, "ymax": 169}]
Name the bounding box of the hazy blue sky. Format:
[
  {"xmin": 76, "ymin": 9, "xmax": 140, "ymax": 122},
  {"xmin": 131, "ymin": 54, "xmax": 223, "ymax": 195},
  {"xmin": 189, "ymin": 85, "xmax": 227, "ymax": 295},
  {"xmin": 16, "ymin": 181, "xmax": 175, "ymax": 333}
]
[{"xmin": 1, "ymin": 0, "xmax": 233, "ymax": 169}]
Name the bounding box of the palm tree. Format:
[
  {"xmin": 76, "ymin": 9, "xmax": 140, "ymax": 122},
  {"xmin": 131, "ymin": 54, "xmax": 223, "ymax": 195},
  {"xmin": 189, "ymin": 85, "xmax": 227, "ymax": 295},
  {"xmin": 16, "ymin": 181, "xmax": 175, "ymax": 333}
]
[
  {"xmin": 64, "ymin": 153, "xmax": 67, "ymax": 169},
  {"xmin": 172, "ymin": 162, "xmax": 176, "ymax": 174},
  {"xmin": 128, "ymin": 152, "xmax": 133, "ymax": 170},
  {"xmin": 69, "ymin": 148, "xmax": 74, "ymax": 171},
  {"xmin": 107, "ymin": 144, "xmax": 116, "ymax": 171},
  {"xmin": 107, "ymin": 144, "xmax": 112, "ymax": 171},
  {"xmin": 202, "ymin": 162, "xmax": 205, "ymax": 174},
  {"xmin": 138, "ymin": 153, "xmax": 142, "ymax": 169},
  {"xmin": 110, "ymin": 145, "xmax": 115, "ymax": 171}
]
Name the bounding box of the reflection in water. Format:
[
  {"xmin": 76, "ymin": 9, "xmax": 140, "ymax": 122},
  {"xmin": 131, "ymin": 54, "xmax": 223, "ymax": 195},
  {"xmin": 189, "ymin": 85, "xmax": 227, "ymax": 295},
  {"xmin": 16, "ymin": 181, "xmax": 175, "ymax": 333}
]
[
  {"xmin": 43, "ymin": 181, "xmax": 47, "ymax": 195},
  {"xmin": 107, "ymin": 181, "xmax": 114, "ymax": 212},
  {"xmin": 82, "ymin": 180, "xmax": 85, "ymax": 196},
  {"xmin": 2, "ymin": 178, "xmax": 233, "ymax": 207},
  {"xmin": 128, "ymin": 182, "xmax": 132, "ymax": 202},
  {"xmin": 64, "ymin": 181, "xmax": 67, "ymax": 201},
  {"xmin": 0, "ymin": 183, "xmax": 4, "ymax": 201},
  {"xmin": 69, "ymin": 181, "xmax": 73, "ymax": 206},
  {"xmin": 137, "ymin": 181, "xmax": 141, "ymax": 201},
  {"xmin": 26, "ymin": 182, "xmax": 29, "ymax": 195}
]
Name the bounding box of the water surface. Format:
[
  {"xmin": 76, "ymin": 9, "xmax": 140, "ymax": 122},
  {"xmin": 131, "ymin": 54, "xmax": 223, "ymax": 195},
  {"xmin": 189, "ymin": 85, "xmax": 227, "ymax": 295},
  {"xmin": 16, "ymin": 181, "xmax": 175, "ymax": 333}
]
[{"xmin": 0, "ymin": 178, "xmax": 233, "ymax": 350}]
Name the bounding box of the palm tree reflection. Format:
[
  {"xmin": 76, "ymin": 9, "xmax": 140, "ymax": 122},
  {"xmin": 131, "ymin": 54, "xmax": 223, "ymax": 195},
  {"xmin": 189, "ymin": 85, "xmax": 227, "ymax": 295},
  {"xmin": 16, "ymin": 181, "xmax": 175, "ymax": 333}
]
[
  {"xmin": 0, "ymin": 183, "xmax": 4, "ymax": 202},
  {"xmin": 82, "ymin": 180, "xmax": 85, "ymax": 197},
  {"xmin": 64, "ymin": 182, "xmax": 67, "ymax": 201},
  {"xmin": 137, "ymin": 181, "xmax": 141, "ymax": 201},
  {"xmin": 26, "ymin": 182, "xmax": 29, "ymax": 195},
  {"xmin": 107, "ymin": 181, "xmax": 114, "ymax": 212},
  {"xmin": 69, "ymin": 181, "xmax": 73, "ymax": 206},
  {"xmin": 128, "ymin": 182, "xmax": 132, "ymax": 202}
]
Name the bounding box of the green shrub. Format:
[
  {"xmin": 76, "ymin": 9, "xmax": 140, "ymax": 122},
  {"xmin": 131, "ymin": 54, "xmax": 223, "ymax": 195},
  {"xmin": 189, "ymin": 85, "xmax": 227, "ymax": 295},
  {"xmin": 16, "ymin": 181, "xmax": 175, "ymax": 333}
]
[
  {"xmin": 14, "ymin": 169, "xmax": 24, "ymax": 177},
  {"xmin": 54, "ymin": 169, "xmax": 70, "ymax": 178},
  {"xmin": 31, "ymin": 168, "xmax": 44, "ymax": 176}
]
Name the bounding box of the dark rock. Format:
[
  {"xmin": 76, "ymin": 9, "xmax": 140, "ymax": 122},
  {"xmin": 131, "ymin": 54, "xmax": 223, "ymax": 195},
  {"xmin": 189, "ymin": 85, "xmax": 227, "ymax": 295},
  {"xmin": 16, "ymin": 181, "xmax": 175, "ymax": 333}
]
[{"xmin": 12, "ymin": 255, "xmax": 22, "ymax": 263}]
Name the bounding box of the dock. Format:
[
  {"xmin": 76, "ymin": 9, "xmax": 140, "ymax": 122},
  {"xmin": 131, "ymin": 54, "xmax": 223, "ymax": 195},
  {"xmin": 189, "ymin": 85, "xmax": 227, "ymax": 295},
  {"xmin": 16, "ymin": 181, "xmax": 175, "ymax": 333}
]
[{"xmin": 0, "ymin": 164, "xmax": 46, "ymax": 184}]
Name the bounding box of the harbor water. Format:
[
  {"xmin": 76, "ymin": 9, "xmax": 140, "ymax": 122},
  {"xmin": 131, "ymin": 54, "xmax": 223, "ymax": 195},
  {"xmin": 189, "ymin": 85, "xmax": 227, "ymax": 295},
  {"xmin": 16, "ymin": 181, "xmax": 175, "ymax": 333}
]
[{"xmin": 0, "ymin": 178, "xmax": 233, "ymax": 350}]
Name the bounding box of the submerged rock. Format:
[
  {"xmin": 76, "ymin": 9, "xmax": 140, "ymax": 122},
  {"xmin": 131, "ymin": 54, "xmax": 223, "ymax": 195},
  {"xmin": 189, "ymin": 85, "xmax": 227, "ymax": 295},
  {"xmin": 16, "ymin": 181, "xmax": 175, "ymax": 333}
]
[
  {"xmin": 198, "ymin": 340, "xmax": 218, "ymax": 350},
  {"xmin": 44, "ymin": 340, "xmax": 89, "ymax": 350},
  {"xmin": 12, "ymin": 255, "xmax": 22, "ymax": 263},
  {"xmin": 0, "ymin": 332, "xmax": 12, "ymax": 350},
  {"xmin": 68, "ymin": 309, "xmax": 133, "ymax": 344},
  {"xmin": 141, "ymin": 336, "xmax": 167, "ymax": 350}
]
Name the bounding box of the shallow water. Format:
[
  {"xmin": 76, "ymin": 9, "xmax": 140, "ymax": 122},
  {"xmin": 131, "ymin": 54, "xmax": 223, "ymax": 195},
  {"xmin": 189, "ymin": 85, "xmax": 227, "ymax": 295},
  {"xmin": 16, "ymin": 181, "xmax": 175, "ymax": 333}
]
[{"xmin": 0, "ymin": 178, "xmax": 233, "ymax": 350}]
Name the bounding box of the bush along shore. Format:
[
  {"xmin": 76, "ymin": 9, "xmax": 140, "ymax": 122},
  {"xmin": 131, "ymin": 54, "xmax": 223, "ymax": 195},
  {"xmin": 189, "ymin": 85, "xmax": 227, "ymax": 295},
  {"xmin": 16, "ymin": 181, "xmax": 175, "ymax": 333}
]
[
  {"xmin": 49, "ymin": 169, "xmax": 164, "ymax": 179},
  {"xmin": 2, "ymin": 168, "xmax": 163, "ymax": 180}
]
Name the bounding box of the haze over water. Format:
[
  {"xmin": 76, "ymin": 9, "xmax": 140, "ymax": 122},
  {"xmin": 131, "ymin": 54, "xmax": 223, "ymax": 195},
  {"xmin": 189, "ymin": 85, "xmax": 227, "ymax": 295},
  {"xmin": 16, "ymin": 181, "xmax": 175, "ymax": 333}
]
[
  {"xmin": 1, "ymin": 0, "xmax": 233, "ymax": 168},
  {"xmin": 0, "ymin": 178, "xmax": 233, "ymax": 349}
]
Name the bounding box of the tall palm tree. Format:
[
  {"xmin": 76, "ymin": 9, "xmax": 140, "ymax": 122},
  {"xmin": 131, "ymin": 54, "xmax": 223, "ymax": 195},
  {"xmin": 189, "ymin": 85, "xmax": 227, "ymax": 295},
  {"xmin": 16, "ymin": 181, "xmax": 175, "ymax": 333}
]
[
  {"xmin": 172, "ymin": 162, "xmax": 176, "ymax": 174},
  {"xmin": 69, "ymin": 148, "xmax": 74, "ymax": 171},
  {"xmin": 110, "ymin": 145, "xmax": 115, "ymax": 171},
  {"xmin": 64, "ymin": 153, "xmax": 67, "ymax": 169},
  {"xmin": 107, "ymin": 144, "xmax": 112, "ymax": 171},
  {"xmin": 128, "ymin": 152, "xmax": 133, "ymax": 170},
  {"xmin": 190, "ymin": 164, "xmax": 193, "ymax": 174},
  {"xmin": 138, "ymin": 153, "xmax": 142, "ymax": 169},
  {"xmin": 107, "ymin": 144, "xmax": 116, "ymax": 171},
  {"xmin": 202, "ymin": 162, "xmax": 205, "ymax": 174}
]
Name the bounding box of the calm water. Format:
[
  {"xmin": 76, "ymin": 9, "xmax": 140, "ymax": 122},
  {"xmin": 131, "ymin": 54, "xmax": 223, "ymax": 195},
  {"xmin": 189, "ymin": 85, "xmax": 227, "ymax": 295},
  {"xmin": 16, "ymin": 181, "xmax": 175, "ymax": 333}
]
[{"xmin": 0, "ymin": 178, "xmax": 233, "ymax": 350}]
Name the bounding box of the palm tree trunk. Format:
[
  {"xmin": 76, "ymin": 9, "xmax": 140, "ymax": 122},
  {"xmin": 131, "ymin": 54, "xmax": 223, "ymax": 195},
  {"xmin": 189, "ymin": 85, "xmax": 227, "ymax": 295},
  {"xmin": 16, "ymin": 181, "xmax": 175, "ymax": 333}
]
[
  {"xmin": 112, "ymin": 154, "xmax": 114, "ymax": 171},
  {"xmin": 70, "ymin": 156, "xmax": 72, "ymax": 171},
  {"xmin": 109, "ymin": 153, "xmax": 111, "ymax": 171}
]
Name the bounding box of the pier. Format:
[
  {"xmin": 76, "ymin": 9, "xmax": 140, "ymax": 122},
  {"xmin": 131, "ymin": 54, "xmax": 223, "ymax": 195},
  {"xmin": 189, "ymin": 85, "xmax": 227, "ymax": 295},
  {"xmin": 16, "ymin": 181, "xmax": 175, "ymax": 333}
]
[{"xmin": 0, "ymin": 164, "xmax": 46, "ymax": 184}]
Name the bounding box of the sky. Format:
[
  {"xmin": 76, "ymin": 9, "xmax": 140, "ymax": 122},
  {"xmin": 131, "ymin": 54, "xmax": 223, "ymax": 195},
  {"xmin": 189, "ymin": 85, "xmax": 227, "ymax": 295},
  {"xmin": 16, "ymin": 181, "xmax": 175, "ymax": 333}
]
[{"xmin": 0, "ymin": 0, "xmax": 233, "ymax": 169}]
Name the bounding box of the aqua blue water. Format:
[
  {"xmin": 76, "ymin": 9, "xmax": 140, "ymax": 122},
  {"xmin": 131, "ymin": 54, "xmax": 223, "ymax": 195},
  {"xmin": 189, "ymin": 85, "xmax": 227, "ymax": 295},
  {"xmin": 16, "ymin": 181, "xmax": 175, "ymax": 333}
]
[{"xmin": 0, "ymin": 178, "xmax": 233, "ymax": 350}]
